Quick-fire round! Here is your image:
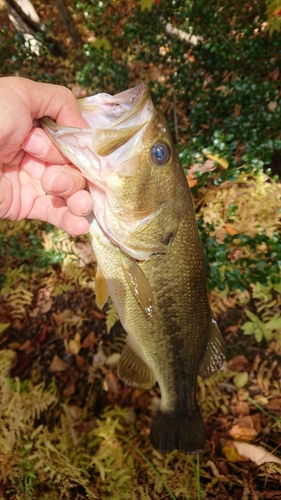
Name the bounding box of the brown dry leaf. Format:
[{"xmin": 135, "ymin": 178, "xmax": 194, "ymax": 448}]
[
  {"xmin": 229, "ymin": 416, "xmax": 258, "ymax": 441},
  {"xmin": 75, "ymin": 354, "xmax": 85, "ymax": 366},
  {"xmin": 11, "ymin": 319, "xmax": 26, "ymax": 330},
  {"xmin": 225, "ymin": 324, "xmax": 239, "ymax": 335},
  {"xmin": 207, "ymin": 460, "xmax": 227, "ymax": 479},
  {"xmin": 268, "ymin": 101, "xmax": 278, "ymax": 112},
  {"xmin": 233, "ymin": 104, "xmax": 241, "ymax": 118},
  {"xmin": 33, "ymin": 288, "xmax": 53, "ymax": 315},
  {"xmin": 233, "ymin": 442, "xmax": 281, "ymax": 466},
  {"xmin": 225, "ymin": 223, "xmax": 238, "ymax": 236},
  {"xmin": 82, "ymin": 331, "xmax": 96, "ymax": 348},
  {"xmin": 73, "ymin": 241, "xmax": 93, "ymax": 266},
  {"xmin": 230, "ymin": 401, "xmax": 250, "ymax": 417},
  {"xmin": 228, "ymin": 355, "xmax": 250, "ymax": 372},
  {"xmin": 19, "ymin": 340, "xmax": 32, "ymax": 352},
  {"xmin": 8, "ymin": 341, "xmax": 21, "ymax": 350},
  {"xmin": 267, "ymin": 397, "xmax": 281, "ymax": 412},
  {"xmin": 52, "ymin": 309, "xmax": 72, "ymax": 326},
  {"xmin": 188, "ymin": 159, "xmax": 216, "ymax": 175},
  {"xmin": 89, "ymin": 310, "xmax": 106, "ymax": 320},
  {"xmin": 186, "ymin": 174, "xmax": 198, "ymax": 188},
  {"xmin": 49, "ymin": 354, "xmax": 69, "ymax": 372},
  {"xmin": 63, "ymin": 383, "xmax": 76, "ymax": 397},
  {"xmin": 68, "ymin": 405, "xmax": 83, "ymax": 420},
  {"xmin": 271, "ymin": 67, "xmax": 280, "ymax": 81}
]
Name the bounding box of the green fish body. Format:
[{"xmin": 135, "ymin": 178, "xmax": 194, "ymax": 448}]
[{"xmin": 41, "ymin": 84, "xmax": 224, "ymax": 454}]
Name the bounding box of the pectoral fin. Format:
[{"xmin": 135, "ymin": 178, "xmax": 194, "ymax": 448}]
[
  {"xmin": 198, "ymin": 315, "xmax": 225, "ymax": 378},
  {"xmin": 121, "ymin": 258, "xmax": 155, "ymax": 322},
  {"xmin": 117, "ymin": 340, "xmax": 156, "ymax": 388},
  {"xmin": 95, "ymin": 266, "xmax": 109, "ymax": 310}
]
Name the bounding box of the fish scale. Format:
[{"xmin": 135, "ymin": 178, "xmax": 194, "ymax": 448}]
[{"xmin": 41, "ymin": 83, "xmax": 225, "ymax": 454}]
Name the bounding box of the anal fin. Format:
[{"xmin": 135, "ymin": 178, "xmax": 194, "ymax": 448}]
[
  {"xmin": 117, "ymin": 340, "xmax": 156, "ymax": 389},
  {"xmin": 198, "ymin": 315, "xmax": 225, "ymax": 378}
]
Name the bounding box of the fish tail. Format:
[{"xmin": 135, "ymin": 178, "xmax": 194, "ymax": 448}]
[{"xmin": 150, "ymin": 408, "xmax": 205, "ymax": 454}]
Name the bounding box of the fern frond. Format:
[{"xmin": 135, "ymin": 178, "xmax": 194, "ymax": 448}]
[
  {"xmin": 105, "ymin": 302, "xmax": 119, "ymax": 334},
  {"xmin": 3, "ymin": 286, "xmax": 33, "ymax": 319}
]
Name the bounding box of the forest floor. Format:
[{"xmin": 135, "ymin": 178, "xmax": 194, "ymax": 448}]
[{"xmin": 0, "ymin": 1, "xmax": 281, "ymax": 498}]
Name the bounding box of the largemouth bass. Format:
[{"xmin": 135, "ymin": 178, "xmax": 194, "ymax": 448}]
[{"xmin": 41, "ymin": 84, "xmax": 224, "ymax": 454}]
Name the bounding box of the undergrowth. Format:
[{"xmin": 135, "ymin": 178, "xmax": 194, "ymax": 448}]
[{"xmin": 0, "ymin": 348, "xmax": 236, "ymax": 499}]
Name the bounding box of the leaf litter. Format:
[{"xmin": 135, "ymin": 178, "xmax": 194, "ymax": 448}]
[{"xmin": 0, "ymin": 216, "xmax": 280, "ymax": 499}]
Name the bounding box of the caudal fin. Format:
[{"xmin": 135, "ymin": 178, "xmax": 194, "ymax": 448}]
[{"xmin": 150, "ymin": 409, "xmax": 205, "ymax": 454}]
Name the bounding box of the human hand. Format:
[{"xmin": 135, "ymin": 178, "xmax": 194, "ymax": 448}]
[{"xmin": 0, "ymin": 77, "xmax": 93, "ymax": 235}]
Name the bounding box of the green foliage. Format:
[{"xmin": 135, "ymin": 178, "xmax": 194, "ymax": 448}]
[
  {"xmin": 0, "ymin": 220, "xmax": 69, "ymax": 285},
  {"xmin": 195, "ymin": 171, "xmax": 281, "ymax": 292},
  {"xmin": 266, "ymin": 0, "xmax": 281, "ymax": 35},
  {"xmin": 242, "ymin": 309, "xmax": 281, "ymax": 342},
  {"xmin": 105, "ymin": 302, "xmax": 120, "ymax": 334},
  {"xmin": 241, "ymin": 280, "xmax": 281, "ymax": 342},
  {"xmin": 0, "ymin": 349, "xmax": 198, "ymax": 499}
]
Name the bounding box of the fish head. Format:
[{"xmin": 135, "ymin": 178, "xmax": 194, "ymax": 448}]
[{"xmin": 41, "ymin": 84, "xmax": 186, "ymax": 259}]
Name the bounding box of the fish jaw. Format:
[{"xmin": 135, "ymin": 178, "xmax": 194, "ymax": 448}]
[
  {"xmin": 78, "ymin": 84, "xmax": 153, "ymax": 130},
  {"xmin": 40, "ymin": 84, "xmax": 152, "ymax": 186}
]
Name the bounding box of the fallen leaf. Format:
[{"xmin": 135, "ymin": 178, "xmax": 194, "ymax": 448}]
[
  {"xmin": 225, "ymin": 223, "xmax": 238, "ymax": 236},
  {"xmin": 89, "ymin": 310, "xmax": 106, "ymax": 320},
  {"xmin": 82, "ymin": 331, "xmax": 96, "ymax": 348},
  {"xmin": 229, "ymin": 423, "xmax": 257, "ymax": 441},
  {"xmin": 204, "ymin": 152, "xmax": 229, "ymax": 169},
  {"xmin": 52, "ymin": 310, "xmax": 72, "ymax": 326},
  {"xmin": 233, "ymin": 441, "xmax": 281, "ymax": 466},
  {"xmin": 103, "ymin": 372, "xmax": 120, "ymax": 400},
  {"xmin": 73, "ymin": 241, "xmax": 93, "ymax": 266},
  {"xmin": 228, "ymin": 355, "xmax": 250, "ymax": 372},
  {"xmin": 106, "ymin": 352, "xmax": 121, "ymax": 367},
  {"xmin": 68, "ymin": 333, "xmax": 81, "ymax": 355},
  {"xmin": 267, "ymin": 397, "xmax": 281, "ymax": 412},
  {"xmin": 186, "ymin": 174, "xmax": 198, "ymax": 187},
  {"xmin": 68, "ymin": 405, "xmax": 83, "ymax": 420},
  {"xmin": 93, "ymin": 345, "xmax": 107, "ymax": 368},
  {"xmin": 8, "ymin": 341, "xmax": 21, "ymax": 350},
  {"xmin": 268, "ymin": 101, "xmax": 278, "ymax": 112},
  {"xmin": 230, "ymin": 401, "xmax": 250, "ymax": 417},
  {"xmin": 233, "ymin": 371, "xmax": 249, "ymax": 388},
  {"xmin": 34, "ymin": 325, "xmax": 48, "ymax": 345},
  {"xmin": 49, "ymin": 354, "xmax": 69, "ymax": 372},
  {"xmin": 19, "ymin": 340, "xmax": 32, "ymax": 352},
  {"xmin": 63, "ymin": 383, "xmax": 76, "ymax": 397},
  {"xmin": 11, "ymin": 319, "xmax": 26, "ymax": 330},
  {"xmin": 222, "ymin": 439, "xmax": 248, "ymax": 462},
  {"xmin": 0, "ymin": 323, "xmax": 10, "ymax": 334}
]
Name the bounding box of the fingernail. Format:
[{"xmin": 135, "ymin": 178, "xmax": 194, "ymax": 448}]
[
  {"xmin": 82, "ymin": 199, "xmax": 94, "ymax": 216},
  {"xmin": 49, "ymin": 172, "xmax": 73, "ymax": 194},
  {"xmin": 24, "ymin": 129, "xmax": 50, "ymax": 156}
]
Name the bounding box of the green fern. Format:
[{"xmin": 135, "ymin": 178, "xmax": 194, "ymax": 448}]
[{"xmin": 105, "ymin": 302, "xmax": 119, "ymax": 334}]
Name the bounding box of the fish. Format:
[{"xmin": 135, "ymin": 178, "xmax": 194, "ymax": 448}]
[{"xmin": 41, "ymin": 84, "xmax": 225, "ymax": 454}]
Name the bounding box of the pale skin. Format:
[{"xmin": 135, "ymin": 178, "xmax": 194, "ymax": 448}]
[{"xmin": 0, "ymin": 76, "xmax": 93, "ymax": 235}]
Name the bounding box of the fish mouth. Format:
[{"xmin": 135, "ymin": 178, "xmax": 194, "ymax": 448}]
[
  {"xmin": 40, "ymin": 84, "xmax": 153, "ymax": 181},
  {"xmin": 79, "ymin": 84, "xmax": 153, "ymax": 130}
]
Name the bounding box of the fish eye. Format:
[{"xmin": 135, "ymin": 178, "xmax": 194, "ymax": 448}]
[{"xmin": 150, "ymin": 143, "xmax": 170, "ymax": 165}]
